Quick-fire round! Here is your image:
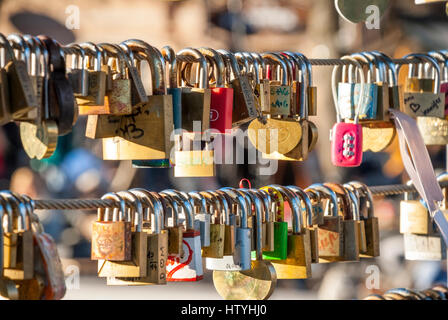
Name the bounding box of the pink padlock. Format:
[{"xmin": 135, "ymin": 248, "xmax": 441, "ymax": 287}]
[{"xmin": 330, "ymin": 56, "xmax": 365, "ymax": 167}]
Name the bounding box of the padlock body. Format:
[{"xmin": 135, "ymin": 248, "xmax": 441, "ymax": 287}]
[
  {"xmin": 166, "ymin": 230, "xmax": 203, "ymax": 281},
  {"xmin": 209, "ymin": 87, "xmax": 233, "ymax": 133},
  {"xmin": 262, "ymin": 221, "xmax": 288, "ymax": 260},
  {"xmin": 331, "ymin": 122, "xmax": 363, "ymax": 167},
  {"xmin": 91, "ymin": 221, "xmax": 132, "ymax": 261},
  {"xmin": 271, "ymin": 231, "xmax": 312, "ymax": 279}
]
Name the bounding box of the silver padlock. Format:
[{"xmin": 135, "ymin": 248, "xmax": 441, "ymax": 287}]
[{"xmin": 188, "ymin": 191, "xmax": 211, "ymax": 248}]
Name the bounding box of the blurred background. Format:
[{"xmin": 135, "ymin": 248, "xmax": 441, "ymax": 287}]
[{"xmin": 0, "ymin": 0, "xmax": 447, "ymax": 299}]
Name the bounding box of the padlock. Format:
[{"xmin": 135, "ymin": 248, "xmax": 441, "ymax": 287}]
[
  {"xmin": 108, "ymin": 189, "xmax": 168, "ymax": 285},
  {"xmin": 119, "ymin": 42, "xmax": 148, "ymax": 109},
  {"xmin": 403, "ymin": 175, "xmax": 447, "ymax": 261},
  {"xmin": 0, "ymin": 191, "xmax": 34, "ymax": 280},
  {"xmin": 401, "ymin": 53, "xmax": 445, "ymax": 118},
  {"xmin": 213, "ymin": 188, "xmax": 277, "ymax": 300},
  {"xmin": 262, "ymin": 52, "xmax": 318, "ymax": 161},
  {"xmin": 91, "ymin": 192, "xmax": 132, "ymax": 261},
  {"xmin": 434, "ymin": 50, "xmax": 448, "ymax": 116},
  {"xmin": 205, "ymin": 191, "xmax": 239, "ymax": 270},
  {"xmin": 349, "ymin": 181, "xmax": 380, "ymax": 257},
  {"xmin": 98, "ymin": 191, "xmax": 148, "ymax": 278},
  {"xmin": 288, "ymin": 186, "xmax": 319, "ymax": 264},
  {"xmin": 200, "ymin": 47, "xmax": 233, "ymax": 134},
  {"xmin": 344, "ymin": 184, "xmax": 367, "ymax": 255},
  {"xmin": 216, "ymin": 187, "xmax": 251, "ymax": 271},
  {"xmin": 304, "ymin": 187, "xmax": 325, "ymax": 226},
  {"xmin": 187, "ymin": 191, "xmax": 211, "ymax": 247},
  {"xmin": 177, "ymin": 48, "xmax": 211, "ymax": 132},
  {"xmin": 415, "ymin": 51, "xmax": 448, "ymax": 145},
  {"xmin": 324, "ymin": 183, "xmax": 360, "ymax": 262},
  {"xmin": 352, "ymin": 52, "xmax": 396, "ymax": 152},
  {"xmin": 103, "ymin": 43, "xmax": 132, "ymax": 115},
  {"xmin": 164, "ymin": 190, "xmax": 203, "ymax": 282},
  {"xmin": 200, "ymin": 191, "xmax": 225, "ymax": 259},
  {"xmin": 76, "ymin": 42, "xmax": 107, "ymax": 112},
  {"xmin": 308, "ymin": 184, "xmax": 344, "ymax": 262},
  {"xmin": 270, "ymin": 186, "xmax": 312, "ymax": 279},
  {"xmin": 158, "ymin": 193, "xmax": 183, "ymax": 256},
  {"xmin": 20, "ymin": 195, "xmax": 66, "ymax": 299},
  {"xmin": 262, "ymin": 52, "xmax": 292, "ymax": 117},
  {"xmin": 343, "ymin": 53, "xmax": 378, "ymax": 120},
  {"xmin": 218, "ymin": 49, "xmax": 258, "ymax": 126},
  {"xmin": 161, "ymin": 46, "xmax": 182, "ymax": 130},
  {"xmin": 102, "ymin": 41, "xmax": 174, "ymax": 161},
  {"xmin": 18, "ymin": 36, "xmax": 58, "ymax": 160},
  {"xmin": 330, "ymin": 56, "xmax": 365, "ymax": 167},
  {"xmin": 257, "ymin": 186, "xmax": 288, "ymax": 260},
  {"xmin": 66, "ymin": 44, "xmax": 89, "ymax": 97},
  {"xmin": 9, "ymin": 34, "xmax": 39, "ymax": 122},
  {"xmin": 0, "ymin": 194, "xmax": 13, "ymax": 273},
  {"xmin": 400, "ymin": 181, "xmax": 431, "ymax": 235},
  {"xmin": 174, "ymin": 131, "xmax": 215, "ymax": 177},
  {"xmin": 250, "ymin": 52, "xmax": 271, "ymax": 114},
  {"xmin": 0, "ymin": 33, "xmax": 37, "ymax": 118},
  {"xmin": 247, "ymin": 189, "xmax": 268, "ymax": 251},
  {"xmin": 257, "ymin": 189, "xmax": 275, "ymax": 252}
]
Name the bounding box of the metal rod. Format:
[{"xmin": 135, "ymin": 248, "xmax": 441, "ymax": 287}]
[{"xmin": 31, "ymin": 181, "xmax": 448, "ymax": 211}]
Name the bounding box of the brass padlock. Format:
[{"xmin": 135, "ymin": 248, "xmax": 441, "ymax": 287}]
[
  {"xmin": 98, "ymin": 191, "xmax": 148, "ymax": 278},
  {"xmin": 1, "ymin": 191, "xmax": 34, "ymax": 280},
  {"xmin": 0, "ymin": 34, "xmax": 37, "ymax": 119}
]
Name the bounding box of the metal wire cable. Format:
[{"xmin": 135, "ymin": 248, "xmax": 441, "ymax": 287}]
[
  {"xmin": 31, "ymin": 181, "xmax": 448, "ymax": 211},
  {"xmin": 175, "ymin": 55, "xmax": 419, "ymax": 66}
]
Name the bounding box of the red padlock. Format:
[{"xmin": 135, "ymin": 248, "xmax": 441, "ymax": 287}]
[{"xmin": 200, "ymin": 48, "xmax": 234, "ymax": 134}]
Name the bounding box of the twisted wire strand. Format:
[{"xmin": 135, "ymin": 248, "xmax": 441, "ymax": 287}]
[
  {"xmin": 173, "ymin": 56, "xmax": 419, "ymax": 66},
  {"xmin": 32, "ymin": 181, "xmax": 448, "ymax": 211}
]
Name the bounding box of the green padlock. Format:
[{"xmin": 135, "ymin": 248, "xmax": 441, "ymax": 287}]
[{"xmin": 259, "ymin": 185, "xmax": 288, "ymax": 260}]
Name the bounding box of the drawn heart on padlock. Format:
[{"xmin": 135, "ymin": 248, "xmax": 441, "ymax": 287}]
[
  {"xmin": 410, "ymin": 103, "xmax": 421, "ymax": 113},
  {"xmin": 248, "ymin": 118, "xmax": 302, "ymax": 155},
  {"xmin": 362, "ymin": 121, "xmax": 396, "ymax": 152},
  {"xmin": 335, "ymin": 0, "xmax": 389, "ymax": 23}
]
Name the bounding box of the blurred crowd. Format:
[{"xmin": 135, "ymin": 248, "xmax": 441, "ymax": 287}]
[{"xmin": 0, "ymin": 0, "xmax": 446, "ymax": 299}]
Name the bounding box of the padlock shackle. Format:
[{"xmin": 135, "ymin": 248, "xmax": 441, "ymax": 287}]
[
  {"xmin": 247, "ymin": 189, "xmax": 269, "ymax": 224},
  {"xmin": 161, "ymin": 45, "xmax": 178, "ymax": 89},
  {"xmin": 268, "ymin": 184, "xmax": 302, "ymax": 234},
  {"xmin": 117, "ymin": 191, "xmax": 144, "ymax": 232},
  {"xmin": 361, "ymin": 51, "xmax": 388, "ymax": 84},
  {"xmin": 261, "ymin": 52, "xmax": 289, "ymax": 86},
  {"xmin": 217, "ymin": 49, "xmax": 242, "ymax": 80},
  {"xmin": 308, "ymin": 184, "xmax": 339, "ymax": 217},
  {"xmin": 324, "ymin": 183, "xmax": 354, "ymax": 221},
  {"xmin": 123, "ymin": 39, "xmax": 167, "ymax": 95},
  {"xmin": 242, "ymin": 52, "xmax": 260, "ymax": 85},
  {"xmin": 332, "ymin": 55, "xmax": 366, "ymax": 123},
  {"xmin": 129, "ymin": 189, "xmax": 164, "ymax": 233},
  {"xmin": 343, "ymin": 185, "xmax": 360, "ymax": 221},
  {"xmin": 218, "ymin": 187, "xmax": 249, "ymax": 229},
  {"xmin": 78, "ymin": 42, "xmax": 103, "ymax": 72},
  {"xmin": 250, "ymin": 52, "xmax": 268, "ymax": 80},
  {"xmin": 198, "ymin": 47, "xmax": 225, "ymax": 88},
  {"xmin": 177, "ymin": 47, "xmax": 209, "ymax": 89},
  {"xmin": 348, "ymin": 181, "xmax": 375, "ymax": 219},
  {"xmin": 239, "ymin": 188, "xmax": 264, "ymax": 260},
  {"xmin": 161, "ymin": 189, "xmax": 194, "ymax": 231},
  {"xmin": 399, "ymin": 53, "xmax": 441, "ymax": 94},
  {"xmin": 7, "ymin": 34, "xmax": 32, "ymax": 74},
  {"xmin": 287, "ymin": 186, "xmax": 314, "ymax": 228},
  {"xmin": 188, "ymin": 191, "xmax": 208, "ymax": 216},
  {"xmin": 210, "ymin": 190, "xmax": 231, "ymax": 226}
]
